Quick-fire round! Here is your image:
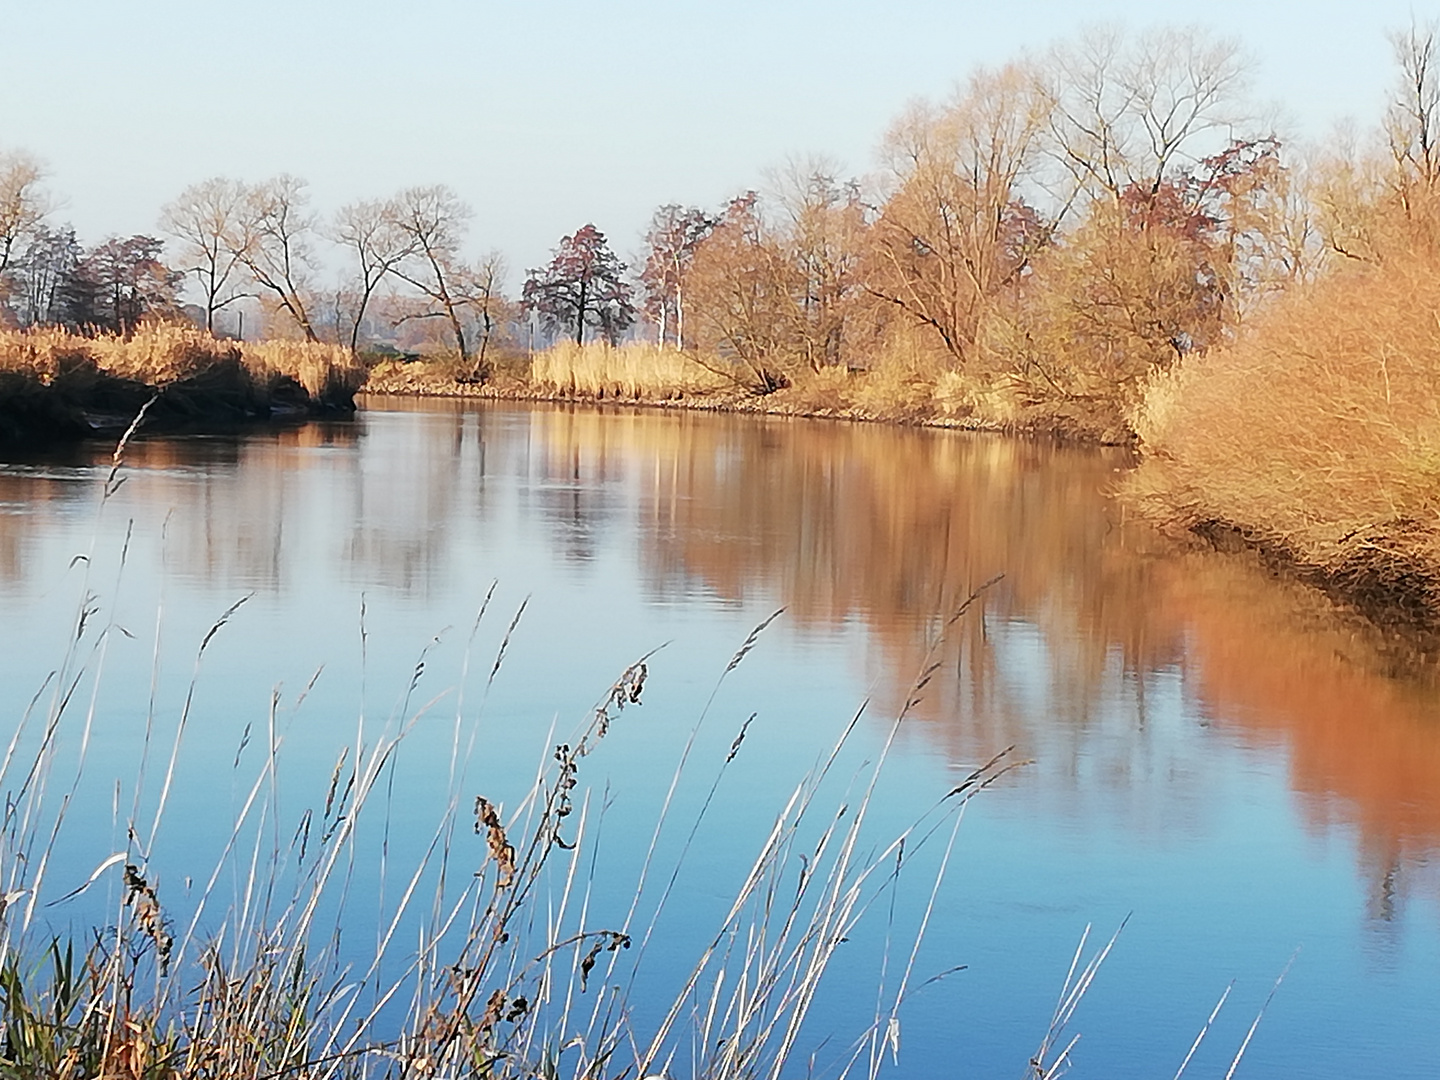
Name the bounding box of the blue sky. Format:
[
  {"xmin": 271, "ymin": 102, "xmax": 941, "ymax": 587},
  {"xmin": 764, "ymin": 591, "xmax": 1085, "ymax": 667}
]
[{"xmin": 0, "ymin": 1, "xmax": 1427, "ymax": 280}]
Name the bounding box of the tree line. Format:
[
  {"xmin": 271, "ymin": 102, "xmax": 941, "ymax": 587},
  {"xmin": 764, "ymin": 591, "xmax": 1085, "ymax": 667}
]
[
  {"xmin": 638, "ymin": 27, "xmax": 1283, "ymax": 405},
  {"xmin": 0, "ymin": 155, "xmax": 180, "ymax": 337},
  {"xmin": 5, "ymin": 21, "xmax": 1440, "ymax": 404},
  {"xmin": 0, "ymin": 164, "xmax": 636, "ymax": 382},
  {"xmin": 626, "ymin": 19, "xmax": 1440, "ymax": 418}
]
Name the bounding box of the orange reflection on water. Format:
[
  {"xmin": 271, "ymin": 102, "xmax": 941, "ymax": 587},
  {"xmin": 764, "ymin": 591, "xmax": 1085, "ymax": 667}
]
[
  {"xmin": 530, "ymin": 405, "xmax": 1180, "ymax": 745},
  {"xmin": 6, "ymin": 401, "xmax": 1440, "ymax": 903},
  {"xmin": 1157, "ymin": 555, "xmax": 1440, "ymax": 905},
  {"xmin": 531, "ymin": 405, "xmax": 1440, "ymax": 899}
]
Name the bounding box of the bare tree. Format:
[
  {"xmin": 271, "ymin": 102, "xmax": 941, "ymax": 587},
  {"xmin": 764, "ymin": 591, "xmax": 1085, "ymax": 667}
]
[
  {"xmin": 465, "ymin": 251, "xmax": 509, "ymax": 380},
  {"xmin": 640, "ymin": 204, "xmax": 716, "ymax": 347},
  {"xmin": 684, "ymin": 192, "xmax": 803, "ymax": 389},
  {"xmin": 867, "ymin": 62, "xmax": 1051, "ymax": 367},
  {"xmin": 332, "ymin": 197, "xmax": 417, "ymax": 352},
  {"xmin": 8, "ymin": 224, "xmax": 79, "ymax": 326},
  {"xmin": 1388, "ymin": 18, "xmax": 1440, "ymax": 193},
  {"xmin": 770, "ymin": 160, "xmax": 867, "ymax": 370},
  {"xmin": 387, "ymin": 186, "xmax": 492, "ymax": 377},
  {"xmin": 159, "ymin": 177, "xmax": 247, "ymax": 334},
  {"xmin": 1044, "ymin": 26, "xmax": 1249, "ymax": 204},
  {"xmin": 229, "ymin": 175, "xmax": 319, "ymax": 341},
  {"xmin": 0, "ymin": 149, "xmax": 48, "ymax": 288}
]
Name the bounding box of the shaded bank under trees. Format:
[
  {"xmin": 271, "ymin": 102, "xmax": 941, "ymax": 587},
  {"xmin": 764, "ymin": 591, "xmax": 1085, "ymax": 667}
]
[{"xmin": 0, "ymin": 325, "xmax": 365, "ymax": 446}]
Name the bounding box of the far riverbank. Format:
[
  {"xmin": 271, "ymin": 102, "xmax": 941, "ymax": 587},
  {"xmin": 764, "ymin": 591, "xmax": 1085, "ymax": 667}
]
[{"xmin": 360, "ymin": 352, "xmax": 1129, "ymax": 442}]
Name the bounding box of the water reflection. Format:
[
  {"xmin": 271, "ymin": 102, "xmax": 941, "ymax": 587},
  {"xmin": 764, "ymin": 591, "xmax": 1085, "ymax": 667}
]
[
  {"xmin": 4, "ymin": 400, "xmax": 1440, "ymax": 911},
  {"xmin": 0, "ymin": 423, "xmax": 361, "ymax": 592},
  {"xmin": 520, "ymin": 404, "xmax": 1440, "ymax": 898},
  {"xmin": 527, "ymin": 410, "xmax": 1204, "ymax": 833},
  {"xmin": 1155, "ymin": 555, "xmax": 1440, "ymax": 917}
]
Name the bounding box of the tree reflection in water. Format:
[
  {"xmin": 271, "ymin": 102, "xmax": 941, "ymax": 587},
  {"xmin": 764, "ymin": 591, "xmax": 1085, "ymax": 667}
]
[
  {"xmin": 525, "ymin": 405, "xmax": 1440, "ymax": 915},
  {"xmin": 3, "ymin": 400, "xmax": 1439, "ymax": 919}
]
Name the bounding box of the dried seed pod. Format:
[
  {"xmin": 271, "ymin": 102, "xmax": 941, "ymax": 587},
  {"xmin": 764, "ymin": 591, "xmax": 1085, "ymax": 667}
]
[{"xmin": 473, "ymin": 797, "xmax": 516, "ymax": 888}]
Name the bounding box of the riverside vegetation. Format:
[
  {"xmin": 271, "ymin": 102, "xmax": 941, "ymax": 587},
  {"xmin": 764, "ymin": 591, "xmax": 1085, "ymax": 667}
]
[
  {"xmin": 362, "ymin": 23, "xmax": 1440, "ymax": 640},
  {"xmin": 1126, "ymin": 177, "xmax": 1440, "ymax": 641},
  {"xmin": 0, "ymin": 326, "xmax": 364, "ymax": 444}
]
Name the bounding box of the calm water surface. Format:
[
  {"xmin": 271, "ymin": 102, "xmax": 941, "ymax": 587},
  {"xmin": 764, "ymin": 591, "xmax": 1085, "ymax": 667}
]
[{"xmin": 2, "ymin": 399, "xmax": 1438, "ymax": 1078}]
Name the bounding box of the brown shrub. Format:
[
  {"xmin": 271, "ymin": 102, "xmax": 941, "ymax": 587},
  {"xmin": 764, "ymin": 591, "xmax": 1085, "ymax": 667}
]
[{"xmin": 1129, "ymin": 250, "xmax": 1440, "ymax": 625}]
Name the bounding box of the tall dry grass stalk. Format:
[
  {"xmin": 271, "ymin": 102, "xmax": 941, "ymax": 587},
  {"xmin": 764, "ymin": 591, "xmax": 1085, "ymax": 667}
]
[
  {"xmin": 531, "ymin": 342, "xmax": 731, "ymax": 399},
  {"xmin": 1129, "ymin": 251, "xmax": 1440, "ymax": 624}
]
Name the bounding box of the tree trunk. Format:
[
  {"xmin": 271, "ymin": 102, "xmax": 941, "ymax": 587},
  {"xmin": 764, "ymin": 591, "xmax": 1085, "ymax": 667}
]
[
  {"xmin": 203, "ymin": 266, "xmax": 217, "ymax": 333},
  {"xmin": 445, "ymin": 298, "xmax": 470, "ymax": 368},
  {"xmin": 472, "ymin": 309, "xmax": 493, "ymax": 382},
  {"xmin": 294, "ymin": 303, "xmax": 319, "ymax": 342},
  {"xmin": 574, "ymin": 276, "xmax": 588, "ymax": 344},
  {"xmin": 351, "ymin": 274, "xmax": 382, "ymax": 354}
]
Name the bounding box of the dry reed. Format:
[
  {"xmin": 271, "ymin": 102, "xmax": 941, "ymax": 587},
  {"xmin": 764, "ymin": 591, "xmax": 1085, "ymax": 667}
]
[
  {"xmin": 0, "ymin": 325, "xmax": 364, "ymax": 415},
  {"xmin": 531, "ymin": 342, "xmax": 731, "ymax": 399},
  {"xmin": 239, "ymin": 338, "xmax": 366, "ymax": 401},
  {"xmin": 1129, "ymin": 251, "xmax": 1440, "ymax": 626}
]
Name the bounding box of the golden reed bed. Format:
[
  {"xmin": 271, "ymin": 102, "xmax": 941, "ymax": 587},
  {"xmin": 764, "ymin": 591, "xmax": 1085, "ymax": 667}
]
[{"xmin": 0, "ymin": 325, "xmax": 366, "ymax": 441}]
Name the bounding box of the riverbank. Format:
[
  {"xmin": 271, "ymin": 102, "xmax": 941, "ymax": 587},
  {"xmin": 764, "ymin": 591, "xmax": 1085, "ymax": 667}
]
[
  {"xmin": 0, "ymin": 326, "xmax": 364, "ymax": 446},
  {"xmin": 361, "ymin": 341, "xmax": 1135, "ymax": 443},
  {"xmin": 1126, "ymin": 250, "xmax": 1440, "ymax": 647}
]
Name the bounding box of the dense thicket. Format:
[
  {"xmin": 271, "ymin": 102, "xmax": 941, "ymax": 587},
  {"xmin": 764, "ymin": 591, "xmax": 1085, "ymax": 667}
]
[{"xmin": 1123, "ymin": 19, "xmax": 1440, "ymax": 630}]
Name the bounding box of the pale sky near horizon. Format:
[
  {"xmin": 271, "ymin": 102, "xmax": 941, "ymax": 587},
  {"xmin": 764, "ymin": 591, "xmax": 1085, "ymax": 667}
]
[{"xmin": 0, "ymin": 1, "xmax": 1429, "ymax": 284}]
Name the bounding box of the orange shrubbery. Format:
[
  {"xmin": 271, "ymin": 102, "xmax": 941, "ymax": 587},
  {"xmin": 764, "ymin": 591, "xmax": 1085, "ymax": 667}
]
[
  {"xmin": 1130, "ymin": 223, "xmax": 1440, "ymax": 625},
  {"xmin": 1125, "ymin": 20, "xmax": 1440, "ymax": 629}
]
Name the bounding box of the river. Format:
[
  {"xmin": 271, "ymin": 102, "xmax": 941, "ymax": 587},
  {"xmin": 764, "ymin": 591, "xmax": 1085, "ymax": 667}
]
[{"xmin": 1, "ymin": 398, "xmax": 1437, "ymax": 1078}]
